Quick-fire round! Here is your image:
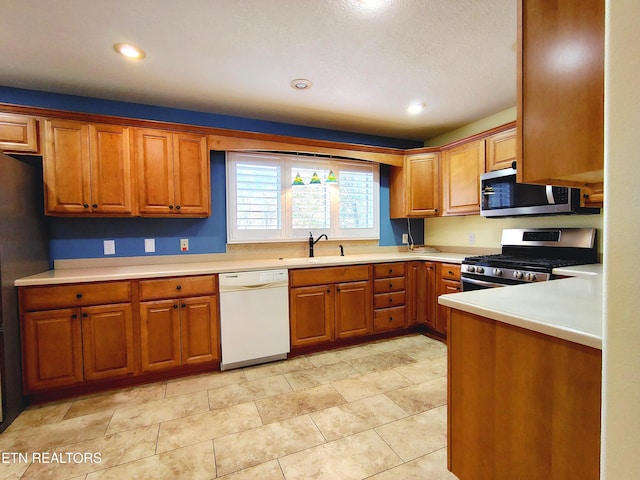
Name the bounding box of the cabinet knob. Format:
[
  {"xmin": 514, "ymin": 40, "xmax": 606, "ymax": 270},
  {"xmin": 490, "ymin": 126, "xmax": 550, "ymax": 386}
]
[
  {"xmin": 389, "ymin": 298, "xmax": 392, "ymax": 303},
  {"xmin": 389, "ymin": 316, "xmax": 394, "ymax": 322},
  {"xmin": 176, "ymin": 205, "xmax": 181, "ymax": 210},
  {"xmin": 83, "ymin": 204, "xmax": 89, "ymax": 208},
  {"xmin": 169, "ymin": 205, "xmax": 174, "ymax": 210},
  {"xmin": 448, "ymin": 271, "xmax": 454, "ymax": 275},
  {"xmin": 71, "ymin": 314, "xmax": 77, "ymax": 319},
  {"xmin": 181, "ymin": 303, "xmax": 186, "ymax": 308},
  {"xmin": 76, "ymin": 293, "xmax": 83, "ymax": 299},
  {"xmin": 176, "ymin": 285, "xmax": 182, "ymax": 290},
  {"xmin": 173, "ymin": 304, "xmax": 178, "ymax": 309},
  {"xmin": 82, "ymin": 312, "xmax": 88, "ymax": 318},
  {"xmin": 336, "ymin": 288, "xmax": 341, "ymax": 292},
  {"xmin": 326, "ymin": 289, "xmax": 331, "ymax": 294},
  {"xmin": 92, "ymin": 203, "xmax": 98, "ymax": 208},
  {"xmin": 389, "ymin": 268, "xmax": 393, "ymax": 274},
  {"xmin": 389, "ymin": 283, "xmax": 393, "ymax": 288}
]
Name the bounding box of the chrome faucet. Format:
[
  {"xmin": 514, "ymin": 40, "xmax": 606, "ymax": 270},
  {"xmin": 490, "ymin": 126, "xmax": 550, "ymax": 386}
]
[{"xmin": 309, "ymin": 232, "xmax": 328, "ymax": 257}]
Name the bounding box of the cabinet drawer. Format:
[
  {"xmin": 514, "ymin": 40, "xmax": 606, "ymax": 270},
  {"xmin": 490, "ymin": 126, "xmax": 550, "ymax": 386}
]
[
  {"xmin": 374, "ymin": 262, "xmax": 406, "ymax": 278},
  {"xmin": 20, "ymin": 281, "xmax": 131, "ymax": 312},
  {"xmin": 441, "ymin": 278, "xmax": 461, "ymax": 295},
  {"xmin": 139, "ymin": 275, "xmax": 217, "ymax": 300},
  {"xmin": 290, "ymin": 265, "xmax": 371, "ymax": 287},
  {"xmin": 373, "ymin": 306, "xmax": 406, "ymax": 332},
  {"xmin": 441, "ymin": 263, "xmax": 461, "ymax": 281},
  {"xmin": 374, "ymin": 292, "xmax": 406, "ymax": 309},
  {"xmin": 374, "ymin": 277, "xmax": 406, "ymax": 293}
]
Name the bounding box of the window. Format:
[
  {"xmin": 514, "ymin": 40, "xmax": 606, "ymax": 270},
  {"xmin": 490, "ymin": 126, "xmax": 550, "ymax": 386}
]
[{"xmin": 227, "ymin": 152, "xmax": 379, "ymax": 243}]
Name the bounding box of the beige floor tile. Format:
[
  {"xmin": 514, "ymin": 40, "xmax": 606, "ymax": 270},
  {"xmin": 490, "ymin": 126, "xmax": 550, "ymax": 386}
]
[
  {"xmin": 4, "ymin": 401, "xmax": 72, "ymax": 432},
  {"xmin": 85, "ymin": 440, "xmax": 215, "ymax": 480},
  {"xmin": 156, "ymin": 402, "xmax": 262, "ymax": 453},
  {"xmin": 385, "ymin": 377, "xmax": 448, "ymax": 415},
  {"xmin": 375, "ymin": 405, "xmax": 448, "ymax": 462},
  {"xmin": 255, "ymin": 384, "xmax": 346, "ymax": 424},
  {"xmin": 403, "ymin": 340, "xmax": 448, "ymax": 361},
  {"xmin": 278, "ymin": 429, "xmax": 403, "ymax": 480},
  {"xmin": 347, "ymin": 350, "xmax": 416, "ymax": 375},
  {"xmin": 218, "ymin": 460, "xmax": 284, "ymax": 480},
  {"xmin": 214, "ymin": 414, "xmax": 325, "ymax": 476},
  {"xmin": 64, "ymin": 382, "xmax": 167, "ymax": 419},
  {"xmin": 0, "ymin": 458, "xmax": 30, "ymax": 480},
  {"xmin": 22, "ymin": 424, "xmax": 159, "ymax": 479},
  {"xmin": 368, "ymin": 447, "xmax": 457, "ymax": 480},
  {"xmin": 394, "ymin": 355, "xmax": 447, "ymax": 384},
  {"xmin": 0, "ymin": 411, "xmax": 112, "ymax": 453},
  {"xmin": 311, "ymin": 393, "xmax": 408, "ymax": 441},
  {"xmin": 331, "ymin": 369, "xmax": 412, "ymax": 402},
  {"xmin": 360, "ymin": 337, "xmax": 409, "ymax": 355},
  {"xmin": 208, "ymin": 374, "xmax": 291, "ymax": 409},
  {"xmin": 242, "ymin": 356, "xmax": 314, "ymax": 381},
  {"xmin": 284, "ymin": 361, "xmax": 360, "ymax": 390},
  {"xmin": 106, "ymin": 391, "xmax": 209, "ymax": 435},
  {"xmin": 165, "ymin": 369, "xmax": 246, "ymax": 397},
  {"xmin": 306, "ymin": 345, "xmax": 370, "ymax": 367}
]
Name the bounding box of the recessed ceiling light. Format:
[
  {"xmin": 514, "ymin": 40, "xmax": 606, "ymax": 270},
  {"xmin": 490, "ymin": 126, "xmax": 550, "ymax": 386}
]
[
  {"xmin": 407, "ymin": 102, "xmax": 426, "ymax": 115},
  {"xmin": 114, "ymin": 43, "xmax": 146, "ymax": 60},
  {"xmin": 290, "ymin": 78, "xmax": 312, "ymax": 90}
]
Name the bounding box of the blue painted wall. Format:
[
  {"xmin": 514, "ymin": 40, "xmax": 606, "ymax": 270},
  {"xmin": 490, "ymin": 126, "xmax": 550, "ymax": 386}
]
[{"xmin": 1, "ymin": 87, "xmax": 423, "ymax": 260}]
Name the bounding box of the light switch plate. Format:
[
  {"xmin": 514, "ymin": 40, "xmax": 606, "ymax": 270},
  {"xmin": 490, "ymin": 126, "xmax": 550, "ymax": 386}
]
[
  {"xmin": 402, "ymin": 233, "xmax": 409, "ymax": 244},
  {"xmin": 103, "ymin": 240, "xmax": 115, "ymax": 255},
  {"xmin": 180, "ymin": 238, "xmax": 189, "ymax": 252},
  {"xmin": 144, "ymin": 238, "xmax": 155, "ymax": 253}
]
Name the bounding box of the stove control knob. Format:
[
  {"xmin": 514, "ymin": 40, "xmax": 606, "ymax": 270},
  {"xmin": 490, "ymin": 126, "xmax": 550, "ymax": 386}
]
[
  {"xmin": 477, "ymin": 267, "xmax": 485, "ymax": 274},
  {"xmin": 514, "ymin": 271, "xmax": 524, "ymax": 280},
  {"xmin": 527, "ymin": 273, "xmax": 537, "ymax": 282},
  {"xmin": 493, "ymin": 268, "xmax": 503, "ymax": 277},
  {"xmin": 467, "ymin": 266, "xmax": 476, "ymax": 273}
]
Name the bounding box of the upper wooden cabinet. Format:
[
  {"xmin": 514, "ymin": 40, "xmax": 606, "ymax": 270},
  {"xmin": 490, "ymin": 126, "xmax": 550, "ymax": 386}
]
[
  {"xmin": 43, "ymin": 119, "xmax": 134, "ymax": 216},
  {"xmin": 486, "ymin": 128, "xmax": 516, "ymax": 172},
  {"xmin": 0, "ymin": 113, "xmax": 39, "ymax": 153},
  {"xmin": 135, "ymin": 129, "xmax": 210, "ymax": 217},
  {"xmin": 389, "ymin": 152, "xmax": 440, "ymax": 218},
  {"xmin": 441, "ymin": 140, "xmax": 485, "ymax": 216},
  {"xmin": 517, "ymin": 0, "xmax": 604, "ymax": 187}
]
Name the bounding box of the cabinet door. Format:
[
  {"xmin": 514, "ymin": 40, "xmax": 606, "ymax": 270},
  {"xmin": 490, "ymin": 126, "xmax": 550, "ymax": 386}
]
[
  {"xmin": 140, "ymin": 299, "xmax": 181, "ymax": 371},
  {"xmin": 442, "ymin": 140, "xmax": 485, "ymax": 215},
  {"xmin": 406, "ymin": 153, "xmax": 440, "ymax": 216},
  {"xmin": 135, "ymin": 128, "xmax": 175, "ymax": 215},
  {"xmin": 407, "ymin": 262, "xmax": 424, "ymax": 326},
  {"xmin": 180, "ymin": 295, "xmax": 219, "ymax": 365},
  {"xmin": 0, "ymin": 112, "xmax": 38, "ymax": 153},
  {"xmin": 22, "ymin": 308, "xmax": 83, "ymax": 391},
  {"xmin": 437, "ymin": 279, "xmax": 461, "ymax": 335},
  {"xmin": 486, "ymin": 128, "xmax": 516, "ymax": 172},
  {"xmin": 290, "ymin": 285, "xmax": 333, "ymax": 348},
  {"xmin": 89, "ymin": 124, "xmax": 133, "ymax": 214},
  {"xmin": 173, "ymin": 133, "xmax": 210, "ymax": 216},
  {"xmin": 335, "ymin": 280, "xmax": 372, "ymax": 339},
  {"xmin": 43, "ymin": 119, "xmax": 91, "ymax": 214},
  {"xmin": 424, "ymin": 262, "xmax": 437, "ymax": 329},
  {"xmin": 81, "ymin": 303, "xmax": 135, "ymax": 381}
]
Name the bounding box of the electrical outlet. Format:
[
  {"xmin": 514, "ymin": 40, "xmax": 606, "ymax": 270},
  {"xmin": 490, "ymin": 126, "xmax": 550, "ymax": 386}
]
[
  {"xmin": 180, "ymin": 238, "xmax": 189, "ymax": 252},
  {"xmin": 144, "ymin": 238, "xmax": 155, "ymax": 253},
  {"xmin": 468, "ymin": 232, "xmax": 476, "ymax": 245},
  {"xmin": 402, "ymin": 233, "xmax": 409, "ymax": 244},
  {"xmin": 103, "ymin": 240, "xmax": 115, "ymax": 255}
]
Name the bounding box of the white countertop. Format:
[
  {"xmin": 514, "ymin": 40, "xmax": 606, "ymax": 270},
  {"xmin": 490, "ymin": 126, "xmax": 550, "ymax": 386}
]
[
  {"xmin": 438, "ymin": 264, "xmax": 603, "ymax": 349},
  {"xmin": 14, "ymin": 251, "xmax": 468, "ymax": 286}
]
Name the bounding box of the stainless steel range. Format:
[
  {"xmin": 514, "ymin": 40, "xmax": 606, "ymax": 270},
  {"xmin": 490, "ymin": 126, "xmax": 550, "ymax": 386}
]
[{"xmin": 461, "ymin": 228, "xmax": 598, "ymax": 291}]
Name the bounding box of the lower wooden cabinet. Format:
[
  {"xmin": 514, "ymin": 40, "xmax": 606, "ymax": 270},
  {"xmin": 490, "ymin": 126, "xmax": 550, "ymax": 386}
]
[
  {"xmin": 20, "ymin": 291, "xmax": 135, "ymax": 393},
  {"xmin": 289, "ymin": 266, "xmax": 372, "ymax": 349},
  {"xmin": 436, "ymin": 263, "xmax": 461, "ymax": 335}
]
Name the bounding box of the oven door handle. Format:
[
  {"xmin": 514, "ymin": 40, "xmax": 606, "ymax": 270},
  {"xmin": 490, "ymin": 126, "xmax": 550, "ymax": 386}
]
[{"xmin": 462, "ymin": 277, "xmax": 505, "ymax": 289}]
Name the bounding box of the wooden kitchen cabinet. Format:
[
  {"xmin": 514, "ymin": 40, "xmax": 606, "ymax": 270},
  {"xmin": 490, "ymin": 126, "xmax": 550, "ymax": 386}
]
[
  {"xmin": 485, "ymin": 128, "xmax": 516, "ymax": 171},
  {"xmin": 42, "ymin": 119, "xmax": 134, "ymax": 216},
  {"xmin": 289, "ymin": 265, "xmax": 372, "ymax": 349},
  {"xmin": 19, "ymin": 281, "xmax": 135, "ymax": 393},
  {"xmin": 373, "ymin": 263, "xmax": 407, "ymax": 332},
  {"xmin": 436, "ymin": 263, "xmax": 461, "ymax": 335},
  {"xmin": 389, "ymin": 152, "xmax": 440, "ymax": 218},
  {"xmin": 0, "ymin": 112, "xmax": 39, "ymax": 153},
  {"xmin": 448, "ymin": 309, "xmax": 601, "ymax": 479},
  {"xmin": 441, "ymin": 140, "xmax": 485, "ymax": 215},
  {"xmin": 139, "ymin": 275, "xmax": 219, "ymax": 372},
  {"xmin": 135, "ymin": 129, "xmax": 210, "ymax": 217},
  {"xmin": 517, "ymin": 0, "xmax": 604, "ymax": 188}
]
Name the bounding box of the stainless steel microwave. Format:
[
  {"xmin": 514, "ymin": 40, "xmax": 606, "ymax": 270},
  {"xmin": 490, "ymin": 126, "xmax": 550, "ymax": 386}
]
[{"xmin": 480, "ymin": 168, "xmax": 600, "ymax": 217}]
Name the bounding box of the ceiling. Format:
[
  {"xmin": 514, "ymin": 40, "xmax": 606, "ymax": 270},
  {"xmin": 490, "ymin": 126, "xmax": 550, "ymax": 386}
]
[{"xmin": 0, "ymin": 0, "xmax": 517, "ymax": 142}]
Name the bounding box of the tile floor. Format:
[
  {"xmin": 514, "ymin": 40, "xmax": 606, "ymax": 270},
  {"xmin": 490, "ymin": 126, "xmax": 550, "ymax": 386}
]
[{"xmin": 0, "ymin": 334, "xmax": 458, "ymax": 480}]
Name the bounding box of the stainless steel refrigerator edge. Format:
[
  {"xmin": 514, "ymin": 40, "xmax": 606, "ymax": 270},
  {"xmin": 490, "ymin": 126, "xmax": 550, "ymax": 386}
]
[{"xmin": 0, "ymin": 152, "xmax": 50, "ymax": 432}]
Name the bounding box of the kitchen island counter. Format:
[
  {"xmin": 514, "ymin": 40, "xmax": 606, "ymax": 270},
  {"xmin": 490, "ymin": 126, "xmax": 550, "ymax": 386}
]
[{"xmin": 438, "ymin": 264, "xmax": 603, "ymax": 349}]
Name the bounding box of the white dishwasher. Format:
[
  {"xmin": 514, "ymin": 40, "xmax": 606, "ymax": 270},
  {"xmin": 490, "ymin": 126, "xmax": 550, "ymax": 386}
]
[{"xmin": 218, "ymin": 269, "xmax": 290, "ymax": 371}]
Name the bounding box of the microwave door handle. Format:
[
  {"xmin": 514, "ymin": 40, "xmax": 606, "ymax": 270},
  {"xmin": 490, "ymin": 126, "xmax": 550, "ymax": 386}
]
[{"xmin": 546, "ymin": 185, "xmax": 556, "ymax": 204}]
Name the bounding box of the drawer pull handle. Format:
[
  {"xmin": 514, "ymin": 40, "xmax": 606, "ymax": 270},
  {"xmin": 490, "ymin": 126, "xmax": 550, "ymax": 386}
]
[
  {"xmin": 76, "ymin": 293, "xmax": 83, "ymax": 299},
  {"xmin": 389, "ymin": 316, "xmax": 394, "ymax": 322},
  {"xmin": 389, "ymin": 268, "xmax": 393, "ymax": 274},
  {"xmin": 176, "ymin": 285, "xmax": 182, "ymax": 290},
  {"xmin": 389, "ymin": 298, "xmax": 392, "ymax": 303}
]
